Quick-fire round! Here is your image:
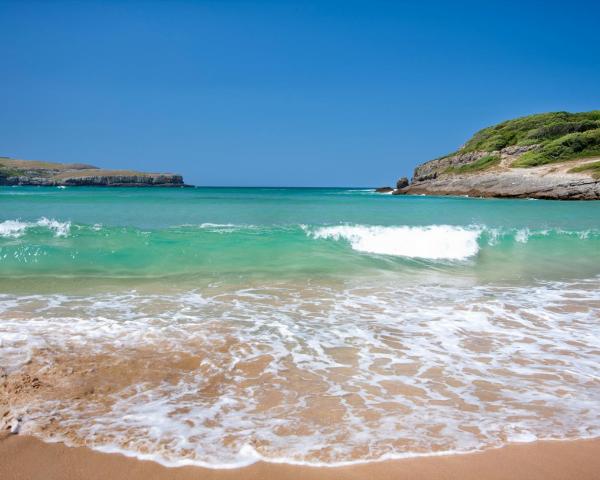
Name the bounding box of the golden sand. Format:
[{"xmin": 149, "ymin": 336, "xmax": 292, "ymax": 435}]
[{"xmin": 2, "ymin": 434, "xmax": 600, "ymax": 480}]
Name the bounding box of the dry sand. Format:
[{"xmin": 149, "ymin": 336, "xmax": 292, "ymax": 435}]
[{"xmin": 2, "ymin": 434, "xmax": 600, "ymax": 480}]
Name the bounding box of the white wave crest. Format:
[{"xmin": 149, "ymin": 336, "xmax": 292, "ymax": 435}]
[
  {"xmin": 36, "ymin": 217, "xmax": 71, "ymax": 237},
  {"xmin": 0, "ymin": 218, "xmax": 71, "ymax": 238},
  {"xmin": 0, "ymin": 220, "xmax": 29, "ymax": 238},
  {"xmin": 310, "ymin": 225, "xmax": 481, "ymax": 260}
]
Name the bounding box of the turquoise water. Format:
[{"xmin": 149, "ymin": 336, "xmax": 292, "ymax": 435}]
[
  {"xmin": 1, "ymin": 186, "xmax": 600, "ymax": 287},
  {"xmin": 1, "ymin": 186, "xmax": 600, "ymax": 467}
]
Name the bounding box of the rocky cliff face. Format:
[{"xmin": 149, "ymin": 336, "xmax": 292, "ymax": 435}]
[
  {"xmin": 0, "ymin": 158, "xmax": 186, "ymax": 187},
  {"xmin": 397, "ymin": 147, "xmax": 600, "ymax": 200},
  {"xmin": 402, "ymin": 162, "xmax": 600, "ymax": 200},
  {"xmin": 411, "ymin": 146, "xmax": 536, "ymax": 182}
]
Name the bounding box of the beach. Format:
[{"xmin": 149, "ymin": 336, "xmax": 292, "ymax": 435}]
[
  {"xmin": 1, "ymin": 186, "xmax": 600, "ymax": 471},
  {"xmin": 3, "ymin": 434, "xmax": 600, "ymax": 480}
]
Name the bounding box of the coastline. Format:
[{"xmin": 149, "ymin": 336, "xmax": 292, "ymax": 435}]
[
  {"xmin": 2, "ymin": 434, "xmax": 600, "ymax": 480},
  {"xmin": 0, "ymin": 157, "xmax": 186, "ymax": 187}
]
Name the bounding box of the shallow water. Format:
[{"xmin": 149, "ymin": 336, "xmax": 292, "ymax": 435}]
[{"xmin": 1, "ymin": 186, "xmax": 599, "ymax": 467}]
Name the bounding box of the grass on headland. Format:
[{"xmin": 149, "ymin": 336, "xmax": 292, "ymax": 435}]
[
  {"xmin": 444, "ymin": 154, "xmax": 500, "ymax": 174},
  {"xmin": 436, "ymin": 110, "xmax": 600, "ymax": 170},
  {"xmin": 0, "ymin": 158, "xmax": 164, "ymax": 180},
  {"xmin": 512, "ymin": 128, "xmax": 600, "ymax": 167},
  {"xmin": 459, "ymin": 111, "xmax": 600, "ymax": 154},
  {"xmin": 568, "ymin": 160, "xmax": 600, "ymax": 179},
  {"xmin": 0, "ymin": 157, "xmax": 97, "ymax": 171}
]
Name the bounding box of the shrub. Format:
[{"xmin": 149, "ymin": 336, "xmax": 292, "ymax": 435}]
[
  {"xmin": 444, "ymin": 154, "xmax": 501, "ymax": 174},
  {"xmin": 513, "ymin": 129, "xmax": 600, "ymax": 167},
  {"xmin": 454, "ymin": 111, "xmax": 600, "ymax": 155},
  {"xmin": 525, "ymin": 120, "xmax": 600, "ymax": 141}
]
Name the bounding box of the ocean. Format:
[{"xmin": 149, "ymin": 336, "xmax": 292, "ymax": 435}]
[{"xmin": 1, "ymin": 186, "xmax": 599, "ymax": 468}]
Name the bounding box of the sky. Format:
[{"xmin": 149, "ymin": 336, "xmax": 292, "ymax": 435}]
[{"xmin": 1, "ymin": 1, "xmax": 599, "ymax": 187}]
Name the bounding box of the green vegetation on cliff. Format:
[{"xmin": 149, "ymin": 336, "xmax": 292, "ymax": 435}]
[
  {"xmin": 569, "ymin": 160, "xmax": 600, "ymax": 179},
  {"xmin": 460, "ymin": 111, "xmax": 600, "ymax": 152},
  {"xmin": 451, "ymin": 110, "xmax": 600, "ymax": 168},
  {"xmin": 444, "ymin": 154, "xmax": 500, "ymax": 174},
  {"xmin": 513, "ymin": 128, "xmax": 600, "ymax": 167}
]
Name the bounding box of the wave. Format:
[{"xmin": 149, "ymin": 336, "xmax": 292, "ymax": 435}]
[
  {"xmin": 482, "ymin": 227, "xmax": 598, "ymax": 244},
  {"xmin": 2, "ymin": 218, "xmax": 598, "ymax": 244},
  {"xmin": 309, "ymin": 224, "xmax": 600, "ymax": 259},
  {"xmin": 309, "ymin": 225, "xmax": 482, "ymax": 260},
  {"xmin": 0, "ymin": 218, "xmax": 71, "ymax": 238},
  {"xmin": 0, "ymin": 220, "xmax": 28, "ymax": 238},
  {"xmin": 1, "ymin": 220, "xmax": 599, "ymax": 280}
]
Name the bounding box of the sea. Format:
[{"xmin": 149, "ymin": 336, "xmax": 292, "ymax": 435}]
[{"xmin": 1, "ymin": 186, "xmax": 599, "ymax": 468}]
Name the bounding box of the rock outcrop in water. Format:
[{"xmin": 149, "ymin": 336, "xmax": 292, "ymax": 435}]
[
  {"xmin": 396, "ymin": 177, "xmax": 409, "ymax": 189},
  {"xmin": 386, "ymin": 111, "xmax": 600, "ymax": 200},
  {"xmin": 0, "ymin": 157, "xmax": 187, "ymax": 187}
]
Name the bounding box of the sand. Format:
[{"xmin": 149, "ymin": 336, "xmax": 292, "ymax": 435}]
[{"xmin": 2, "ymin": 434, "xmax": 600, "ymax": 480}]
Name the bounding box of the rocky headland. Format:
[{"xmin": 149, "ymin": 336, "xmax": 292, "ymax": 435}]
[
  {"xmin": 381, "ymin": 111, "xmax": 600, "ymax": 200},
  {"xmin": 0, "ymin": 157, "xmax": 187, "ymax": 187}
]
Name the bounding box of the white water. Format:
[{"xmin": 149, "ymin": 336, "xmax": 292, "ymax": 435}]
[
  {"xmin": 0, "ymin": 218, "xmax": 71, "ymax": 238},
  {"xmin": 2, "ymin": 278, "xmax": 600, "ymax": 468},
  {"xmin": 311, "ymin": 225, "xmax": 481, "ymax": 260}
]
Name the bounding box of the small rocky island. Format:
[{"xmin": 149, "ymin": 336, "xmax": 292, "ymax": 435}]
[
  {"xmin": 0, "ymin": 157, "xmax": 186, "ymax": 187},
  {"xmin": 380, "ymin": 111, "xmax": 600, "ymax": 200}
]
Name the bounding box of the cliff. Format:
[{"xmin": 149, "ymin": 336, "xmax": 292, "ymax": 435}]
[
  {"xmin": 392, "ymin": 111, "xmax": 600, "ymax": 200},
  {"xmin": 0, "ymin": 157, "xmax": 186, "ymax": 187}
]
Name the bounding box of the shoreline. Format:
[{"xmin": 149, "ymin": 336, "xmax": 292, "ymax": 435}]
[{"xmin": 3, "ymin": 434, "xmax": 600, "ymax": 480}]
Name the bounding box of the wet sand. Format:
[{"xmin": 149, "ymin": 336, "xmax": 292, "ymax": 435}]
[{"xmin": 2, "ymin": 434, "xmax": 600, "ymax": 480}]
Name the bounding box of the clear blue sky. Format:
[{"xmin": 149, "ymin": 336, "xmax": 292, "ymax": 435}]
[{"xmin": 1, "ymin": 1, "xmax": 599, "ymax": 186}]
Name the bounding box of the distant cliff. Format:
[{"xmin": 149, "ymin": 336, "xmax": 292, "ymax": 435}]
[
  {"xmin": 0, "ymin": 157, "xmax": 186, "ymax": 187},
  {"xmin": 388, "ymin": 111, "xmax": 600, "ymax": 200}
]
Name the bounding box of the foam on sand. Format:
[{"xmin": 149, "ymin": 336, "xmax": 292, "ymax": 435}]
[{"xmin": 2, "ymin": 277, "xmax": 600, "ymax": 468}]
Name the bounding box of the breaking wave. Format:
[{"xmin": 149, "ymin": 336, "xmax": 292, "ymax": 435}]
[
  {"xmin": 0, "ymin": 218, "xmax": 71, "ymax": 238},
  {"xmin": 310, "ymin": 225, "xmax": 482, "ymax": 260},
  {"xmin": 0, "ymin": 220, "xmax": 599, "ymax": 281}
]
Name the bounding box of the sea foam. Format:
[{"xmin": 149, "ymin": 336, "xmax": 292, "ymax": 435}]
[
  {"xmin": 0, "ymin": 218, "xmax": 71, "ymax": 238},
  {"xmin": 310, "ymin": 225, "xmax": 481, "ymax": 260},
  {"xmin": 2, "ymin": 277, "xmax": 600, "ymax": 468}
]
